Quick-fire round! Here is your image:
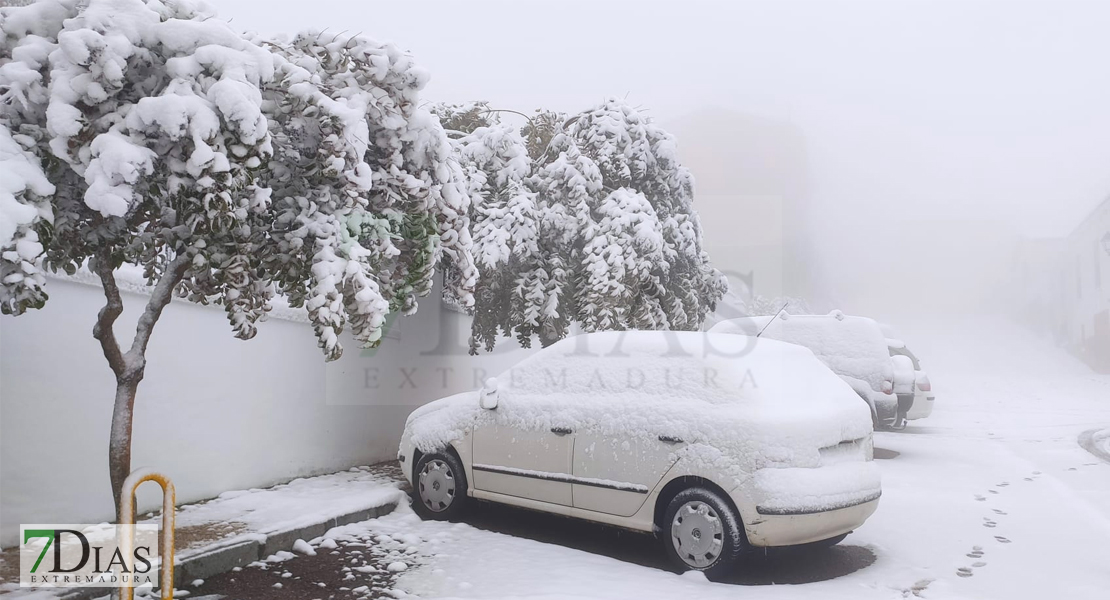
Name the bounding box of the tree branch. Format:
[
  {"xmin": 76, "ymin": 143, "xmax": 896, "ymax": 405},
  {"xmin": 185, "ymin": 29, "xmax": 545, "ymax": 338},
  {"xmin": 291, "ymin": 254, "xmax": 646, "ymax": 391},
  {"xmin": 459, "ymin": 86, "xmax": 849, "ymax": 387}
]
[
  {"xmin": 125, "ymin": 254, "xmax": 191, "ymax": 373},
  {"xmin": 483, "ymin": 108, "xmax": 534, "ymax": 122},
  {"xmin": 92, "ymin": 254, "xmax": 126, "ymax": 379}
]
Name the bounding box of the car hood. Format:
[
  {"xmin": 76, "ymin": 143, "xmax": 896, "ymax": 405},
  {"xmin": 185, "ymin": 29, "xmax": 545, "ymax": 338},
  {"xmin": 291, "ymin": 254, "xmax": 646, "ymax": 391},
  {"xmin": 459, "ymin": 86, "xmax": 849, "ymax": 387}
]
[{"xmin": 404, "ymin": 391, "xmax": 480, "ymax": 452}]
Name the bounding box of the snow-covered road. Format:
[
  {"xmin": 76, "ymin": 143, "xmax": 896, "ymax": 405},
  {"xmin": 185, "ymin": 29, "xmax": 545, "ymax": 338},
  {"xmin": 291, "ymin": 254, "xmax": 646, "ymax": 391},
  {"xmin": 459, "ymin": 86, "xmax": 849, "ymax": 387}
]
[{"xmin": 196, "ymin": 317, "xmax": 1110, "ymax": 600}]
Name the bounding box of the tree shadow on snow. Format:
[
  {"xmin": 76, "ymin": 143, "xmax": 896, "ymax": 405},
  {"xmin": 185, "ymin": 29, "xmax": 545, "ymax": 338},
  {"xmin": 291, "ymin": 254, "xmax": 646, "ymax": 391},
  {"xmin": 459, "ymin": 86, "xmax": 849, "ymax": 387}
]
[{"xmin": 462, "ymin": 500, "xmax": 876, "ymax": 585}]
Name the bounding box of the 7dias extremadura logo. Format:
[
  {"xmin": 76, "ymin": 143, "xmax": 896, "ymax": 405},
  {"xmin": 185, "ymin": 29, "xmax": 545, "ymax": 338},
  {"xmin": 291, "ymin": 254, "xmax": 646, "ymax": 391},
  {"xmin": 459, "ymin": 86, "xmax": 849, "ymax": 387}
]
[{"xmin": 19, "ymin": 524, "xmax": 159, "ymax": 588}]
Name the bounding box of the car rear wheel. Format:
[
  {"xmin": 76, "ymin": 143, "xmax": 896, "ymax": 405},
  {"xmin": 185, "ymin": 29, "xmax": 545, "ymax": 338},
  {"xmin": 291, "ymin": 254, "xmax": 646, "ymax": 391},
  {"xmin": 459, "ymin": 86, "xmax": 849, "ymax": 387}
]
[
  {"xmin": 412, "ymin": 451, "xmax": 468, "ymax": 521},
  {"xmin": 663, "ymin": 487, "xmax": 746, "ymax": 579}
]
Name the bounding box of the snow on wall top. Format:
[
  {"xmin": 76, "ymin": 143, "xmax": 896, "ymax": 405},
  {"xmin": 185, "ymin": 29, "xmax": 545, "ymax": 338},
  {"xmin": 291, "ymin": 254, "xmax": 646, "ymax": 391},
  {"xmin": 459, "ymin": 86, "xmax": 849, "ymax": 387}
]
[
  {"xmin": 47, "ymin": 263, "xmax": 310, "ymax": 324},
  {"xmin": 405, "ymin": 331, "xmax": 873, "ymax": 484},
  {"xmin": 710, "ymin": 314, "xmax": 894, "ymax": 393}
]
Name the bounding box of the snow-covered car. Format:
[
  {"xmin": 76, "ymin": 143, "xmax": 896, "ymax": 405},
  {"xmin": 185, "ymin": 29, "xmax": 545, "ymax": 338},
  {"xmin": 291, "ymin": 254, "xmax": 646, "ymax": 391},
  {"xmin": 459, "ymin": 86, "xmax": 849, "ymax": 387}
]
[
  {"xmin": 887, "ymin": 339, "xmax": 935, "ymax": 421},
  {"xmin": 709, "ymin": 311, "xmax": 900, "ymax": 428},
  {"xmin": 398, "ymin": 331, "xmax": 881, "ymax": 578},
  {"xmin": 890, "ymin": 353, "xmax": 916, "ymax": 429}
]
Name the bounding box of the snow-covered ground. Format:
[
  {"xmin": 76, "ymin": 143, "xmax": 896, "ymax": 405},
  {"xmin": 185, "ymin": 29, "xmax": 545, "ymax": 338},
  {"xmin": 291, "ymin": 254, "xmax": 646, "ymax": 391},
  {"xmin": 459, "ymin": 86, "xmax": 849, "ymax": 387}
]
[{"xmin": 341, "ymin": 316, "xmax": 1110, "ymax": 600}]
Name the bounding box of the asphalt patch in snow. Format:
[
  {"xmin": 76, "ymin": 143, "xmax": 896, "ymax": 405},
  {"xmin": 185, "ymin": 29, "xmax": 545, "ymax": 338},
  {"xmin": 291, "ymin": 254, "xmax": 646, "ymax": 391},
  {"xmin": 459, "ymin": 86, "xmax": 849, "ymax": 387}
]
[
  {"xmin": 873, "ymin": 447, "xmax": 900, "ymax": 460},
  {"xmin": 189, "ymin": 532, "xmax": 407, "ymax": 599}
]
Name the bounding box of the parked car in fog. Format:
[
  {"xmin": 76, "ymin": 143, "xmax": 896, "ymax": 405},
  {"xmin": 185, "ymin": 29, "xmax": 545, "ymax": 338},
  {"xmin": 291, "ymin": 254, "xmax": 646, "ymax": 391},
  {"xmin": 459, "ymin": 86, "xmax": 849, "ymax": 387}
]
[
  {"xmin": 710, "ymin": 311, "xmax": 900, "ymax": 428},
  {"xmin": 887, "ymin": 339, "xmax": 935, "ymax": 422},
  {"xmin": 398, "ymin": 331, "xmax": 881, "ymax": 578}
]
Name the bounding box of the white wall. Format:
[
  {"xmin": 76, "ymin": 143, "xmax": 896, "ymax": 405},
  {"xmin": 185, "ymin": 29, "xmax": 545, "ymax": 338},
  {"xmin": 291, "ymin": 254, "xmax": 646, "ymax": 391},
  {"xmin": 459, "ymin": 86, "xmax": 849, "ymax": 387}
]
[
  {"xmin": 0, "ymin": 276, "xmax": 529, "ymax": 547},
  {"xmin": 1060, "ymin": 200, "xmax": 1110, "ymax": 368}
]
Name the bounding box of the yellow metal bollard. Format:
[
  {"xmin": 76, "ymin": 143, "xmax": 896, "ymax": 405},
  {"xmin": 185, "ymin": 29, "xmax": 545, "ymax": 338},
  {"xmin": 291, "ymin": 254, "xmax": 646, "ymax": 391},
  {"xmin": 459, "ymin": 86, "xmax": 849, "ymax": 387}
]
[{"xmin": 118, "ymin": 468, "xmax": 175, "ymax": 600}]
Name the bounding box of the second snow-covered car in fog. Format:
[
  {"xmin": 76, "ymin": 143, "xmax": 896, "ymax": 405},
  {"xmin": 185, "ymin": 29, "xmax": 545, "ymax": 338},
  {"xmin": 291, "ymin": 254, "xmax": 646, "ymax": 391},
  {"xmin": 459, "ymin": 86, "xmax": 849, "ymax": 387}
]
[
  {"xmin": 398, "ymin": 331, "xmax": 881, "ymax": 578},
  {"xmin": 710, "ymin": 311, "xmax": 900, "ymax": 428},
  {"xmin": 887, "ymin": 339, "xmax": 935, "ymax": 421}
]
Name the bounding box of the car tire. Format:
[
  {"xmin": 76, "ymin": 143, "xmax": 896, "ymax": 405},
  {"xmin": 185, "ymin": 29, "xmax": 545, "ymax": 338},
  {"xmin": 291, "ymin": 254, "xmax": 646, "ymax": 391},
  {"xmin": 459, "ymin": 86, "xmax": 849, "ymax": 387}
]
[
  {"xmin": 411, "ymin": 451, "xmax": 468, "ymax": 521},
  {"xmin": 662, "ymin": 487, "xmax": 746, "ymax": 579}
]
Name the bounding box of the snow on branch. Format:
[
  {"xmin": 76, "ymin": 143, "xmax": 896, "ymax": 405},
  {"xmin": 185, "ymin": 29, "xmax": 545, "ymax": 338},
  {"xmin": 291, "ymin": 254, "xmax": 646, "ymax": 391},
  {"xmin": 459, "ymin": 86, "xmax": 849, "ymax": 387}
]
[{"xmin": 438, "ymin": 98, "xmax": 729, "ymax": 353}]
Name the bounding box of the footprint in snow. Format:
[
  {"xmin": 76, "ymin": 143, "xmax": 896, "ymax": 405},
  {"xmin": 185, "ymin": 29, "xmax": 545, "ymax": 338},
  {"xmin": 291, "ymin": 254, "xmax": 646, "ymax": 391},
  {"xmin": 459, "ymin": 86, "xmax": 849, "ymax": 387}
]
[
  {"xmin": 974, "ymin": 494, "xmax": 986, "ymax": 501},
  {"xmin": 1033, "ymin": 471, "xmax": 1041, "ymax": 475},
  {"xmin": 972, "ymin": 561, "xmax": 987, "ymax": 568},
  {"xmin": 957, "ymin": 567, "xmax": 974, "ymax": 578},
  {"xmin": 966, "ymin": 546, "xmax": 984, "ymax": 559},
  {"xmin": 1024, "ymin": 477, "xmax": 1034, "ymax": 481},
  {"xmin": 996, "ymin": 482, "xmax": 1009, "ymax": 487},
  {"xmin": 988, "ymin": 489, "xmax": 999, "ymax": 495},
  {"xmin": 982, "ymin": 519, "xmax": 997, "ymax": 528},
  {"xmin": 1068, "ymin": 467, "xmax": 1078, "ymax": 471},
  {"xmin": 992, "ymin": 509, "xmax": 1007, "ymax": 515},
  {"xmin": 994, "ymin": 536, "xmax": 1011, "ymax": 543}
]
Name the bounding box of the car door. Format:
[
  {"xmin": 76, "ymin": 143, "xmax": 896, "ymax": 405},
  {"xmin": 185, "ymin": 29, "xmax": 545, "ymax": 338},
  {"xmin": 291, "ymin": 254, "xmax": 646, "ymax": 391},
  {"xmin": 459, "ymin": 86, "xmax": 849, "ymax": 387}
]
[
  {"xmin": 571, "ymin": 431, "xmax": 683, "ymax": 516},
  {"xmin": 471, "ymin": 405, "xmax": 575, "ymax": 507}
]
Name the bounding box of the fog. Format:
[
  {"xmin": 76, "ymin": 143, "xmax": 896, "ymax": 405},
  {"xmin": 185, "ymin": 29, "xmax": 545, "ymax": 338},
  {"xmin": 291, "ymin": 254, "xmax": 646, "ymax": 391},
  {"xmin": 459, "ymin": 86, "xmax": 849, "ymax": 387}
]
[{"xmin": 219, "ymin": 0, "xmax": 1110, "ymax": 322}]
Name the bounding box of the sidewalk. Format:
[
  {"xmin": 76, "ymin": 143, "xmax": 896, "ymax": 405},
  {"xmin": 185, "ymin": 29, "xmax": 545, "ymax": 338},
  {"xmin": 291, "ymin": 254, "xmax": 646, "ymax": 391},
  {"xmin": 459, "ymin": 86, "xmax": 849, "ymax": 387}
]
[{"xmin": 0, "ymin": 462, "xmax": 408, "ymax": 598}]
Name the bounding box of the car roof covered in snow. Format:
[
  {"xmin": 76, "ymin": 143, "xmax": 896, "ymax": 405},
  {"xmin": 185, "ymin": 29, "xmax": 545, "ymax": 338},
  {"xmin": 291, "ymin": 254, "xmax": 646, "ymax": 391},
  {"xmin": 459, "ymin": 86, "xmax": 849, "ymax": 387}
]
[
  {"xmin": 500, "ymin": 330, "xmax": 838, "ymax": 407},
  {"xmin": 708, "ymin": 313, "xmax": 894, "ymax": 392}
]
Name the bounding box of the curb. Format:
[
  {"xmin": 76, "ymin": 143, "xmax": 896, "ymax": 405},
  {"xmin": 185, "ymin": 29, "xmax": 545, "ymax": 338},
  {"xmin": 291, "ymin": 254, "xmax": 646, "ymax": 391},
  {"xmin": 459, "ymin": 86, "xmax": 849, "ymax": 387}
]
[
  {"xmin": 1078, "ymin": 427, "xmax": 1110, "ymax": 464},
  {"xmin": 57, "ymin": 497, "xmax": 402, "ymax": 599}
]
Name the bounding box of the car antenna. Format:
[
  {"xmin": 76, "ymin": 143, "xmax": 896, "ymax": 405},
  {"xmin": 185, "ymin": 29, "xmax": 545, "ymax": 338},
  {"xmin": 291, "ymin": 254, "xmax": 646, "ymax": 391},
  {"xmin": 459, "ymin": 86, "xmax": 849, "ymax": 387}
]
[{"xmin": 756, "ymin": 303, "xmax": 790, "ymax": 338}]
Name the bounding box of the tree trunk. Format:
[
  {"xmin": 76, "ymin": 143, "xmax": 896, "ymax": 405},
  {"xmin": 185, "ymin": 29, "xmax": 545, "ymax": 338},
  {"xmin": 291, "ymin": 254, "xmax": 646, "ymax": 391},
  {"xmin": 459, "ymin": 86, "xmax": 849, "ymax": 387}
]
[
  {"xmin": 92, "ymin": 253, "xmax": 190, "ymax": 522},
  {"xmin": 109, "ymin": 377, "xmax": 141, "ymax": 522}
]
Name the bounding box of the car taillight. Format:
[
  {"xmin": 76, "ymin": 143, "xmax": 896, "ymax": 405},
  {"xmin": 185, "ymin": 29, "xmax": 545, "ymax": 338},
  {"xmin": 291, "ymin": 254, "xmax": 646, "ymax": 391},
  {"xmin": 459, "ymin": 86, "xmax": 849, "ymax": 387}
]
[{"xmin": 918, "ymin": 381, "xmax": 931, "ymax": 392}]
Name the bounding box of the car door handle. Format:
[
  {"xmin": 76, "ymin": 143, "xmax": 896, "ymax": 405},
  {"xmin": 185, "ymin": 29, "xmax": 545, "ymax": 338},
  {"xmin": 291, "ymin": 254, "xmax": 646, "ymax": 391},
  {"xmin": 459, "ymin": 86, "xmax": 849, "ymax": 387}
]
[
  {"xmin": 550, "ymin": 427, "xmax": 573, "ymax": 436},
  {"xmin": 658, "ymin": 435, "xmax": 684, "ymax": 444}
]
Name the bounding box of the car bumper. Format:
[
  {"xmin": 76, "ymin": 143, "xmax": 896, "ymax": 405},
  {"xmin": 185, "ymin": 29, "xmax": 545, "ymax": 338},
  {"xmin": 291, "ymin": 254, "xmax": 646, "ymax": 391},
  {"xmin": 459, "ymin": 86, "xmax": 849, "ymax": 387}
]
[
  {"xmin": 397, "ymin": 434, "xmax": 415, "ymax": 486},
  {"xmin": 744, "ymin": 496, "xmax": 880, "ymax": 546},
  {"xmin": 738, "ymin": 462, "xmax": 882, "ymax": 547},
  {"xmin": 907, "ymin": 392, "xmax": 934, "ymax": 420}
]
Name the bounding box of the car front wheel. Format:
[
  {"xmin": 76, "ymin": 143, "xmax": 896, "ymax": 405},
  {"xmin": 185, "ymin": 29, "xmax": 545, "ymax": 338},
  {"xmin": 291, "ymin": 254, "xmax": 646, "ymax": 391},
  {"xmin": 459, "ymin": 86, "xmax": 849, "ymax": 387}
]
[
  {"xmin": 412, "ymin": 451, "xmax": 468, "ymax": 521},
  {"xmin": 663, "ymin": 487, "xmax": 746, "ymax": 579}
]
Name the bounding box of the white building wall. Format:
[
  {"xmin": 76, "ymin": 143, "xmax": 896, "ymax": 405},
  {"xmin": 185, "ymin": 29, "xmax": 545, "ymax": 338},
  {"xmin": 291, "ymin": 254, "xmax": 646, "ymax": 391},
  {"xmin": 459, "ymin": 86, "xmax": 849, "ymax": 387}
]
[
  {"xmin": 1051, "ymin": 199, "xmax": 1110, "ymax": 371},
  {"xmin": 0, "ymin": 276, "xmax": 530, "ymax": 547}
]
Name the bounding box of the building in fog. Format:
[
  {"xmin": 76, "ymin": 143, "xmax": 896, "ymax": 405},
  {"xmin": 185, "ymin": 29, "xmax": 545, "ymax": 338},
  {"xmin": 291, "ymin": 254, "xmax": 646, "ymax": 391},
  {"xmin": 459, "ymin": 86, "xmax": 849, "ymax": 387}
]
[
  {"xmin": 1015, "ymin": 198, "xmax": 1110, "ymax": 372},
  {"xmin": 1061, "ymin": 197, "xmax": 1110, "ymax": 371}
]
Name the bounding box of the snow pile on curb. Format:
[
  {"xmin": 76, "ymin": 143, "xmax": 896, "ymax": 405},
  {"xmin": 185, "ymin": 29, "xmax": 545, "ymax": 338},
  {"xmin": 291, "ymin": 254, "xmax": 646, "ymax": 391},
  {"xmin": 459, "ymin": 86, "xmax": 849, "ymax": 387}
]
[
  {"xmin": 1079, "ymin": 427, "xmax": 1110, "ymax": 463},
  {"xmin": 164, "ymin": 466, "xmax": 406, "ymax": 553}
]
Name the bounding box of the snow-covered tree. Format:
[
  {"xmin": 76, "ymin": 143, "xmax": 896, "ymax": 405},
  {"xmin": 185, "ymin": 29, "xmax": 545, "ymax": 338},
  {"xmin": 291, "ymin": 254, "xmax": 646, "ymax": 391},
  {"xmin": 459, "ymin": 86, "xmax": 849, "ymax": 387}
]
[
  {"xmin": 453, "ymin": 123, "xmax": 543, "ymax": 352},
  {"xmin": 0, "ymin": 127, "xmax": 52, "ymax": 314},
  {"xmin": 431, "ymin": 101, "xmax": 495, "ymax": 136},
  {"xmin": 0, "ymin": 0, "xmax": 475, "ymax": 514},
  {"xmin": 446, "ymin": 98, "xmax": 726, "ymax": 351},
  {"xmin": 520, "ymin": 108, "xmax": 565, "ymax": 160},
  {"xmin": 563, "ymin": 99, "xmax": 727, "ymax": 332}
]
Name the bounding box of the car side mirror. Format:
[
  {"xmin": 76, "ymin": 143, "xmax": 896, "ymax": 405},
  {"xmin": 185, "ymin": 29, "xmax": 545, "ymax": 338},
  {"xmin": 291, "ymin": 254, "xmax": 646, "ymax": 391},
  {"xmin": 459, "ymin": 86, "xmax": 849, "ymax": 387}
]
[{"xmin": 479, "ymin": 377, "xmax": 499, "ymax": 410}]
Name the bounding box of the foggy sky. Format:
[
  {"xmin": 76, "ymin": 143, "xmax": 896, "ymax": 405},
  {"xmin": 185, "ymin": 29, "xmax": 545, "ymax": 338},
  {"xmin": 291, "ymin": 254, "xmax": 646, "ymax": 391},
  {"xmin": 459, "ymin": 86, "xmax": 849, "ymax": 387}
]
[{"xmin": 217, "ymin": 0, "xmax": 1110, "ymax": 317}]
